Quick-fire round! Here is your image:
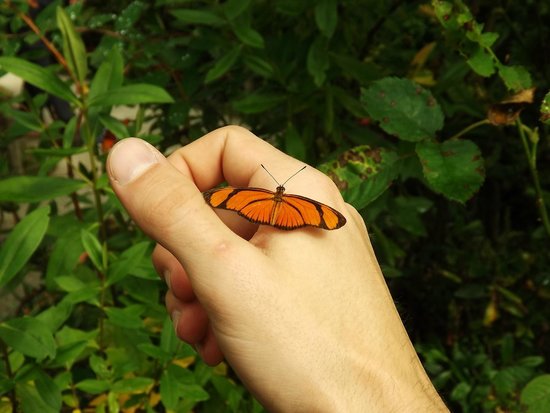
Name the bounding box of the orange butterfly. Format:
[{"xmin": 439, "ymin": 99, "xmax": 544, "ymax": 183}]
[{"xmin": 203, "ymin": 165, "xmax": 346, "ymax": 230}]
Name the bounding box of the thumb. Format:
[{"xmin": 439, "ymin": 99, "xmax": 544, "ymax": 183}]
[{"xmin": 107, "ymin": 138, "xmax": 248, "ymax": 283}]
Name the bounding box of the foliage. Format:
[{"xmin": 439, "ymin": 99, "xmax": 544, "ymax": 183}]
[{"xmin": 0, "ymin": 0, "xmax": 549, "ymax": 412}]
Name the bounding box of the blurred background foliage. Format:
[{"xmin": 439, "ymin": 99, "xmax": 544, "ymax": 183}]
[{"xmin": 0, "ymin": 0, "xmax": 549, "ymax": 412}]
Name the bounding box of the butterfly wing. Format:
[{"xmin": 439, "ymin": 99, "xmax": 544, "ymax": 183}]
[
  {"xmin": 280, "ymin": 194, "xmax": 347, "ymax": 230},
  {"xmin": 203, "ymin": 187, "xmax": 346, "ymax": 230},
  {"xmin": 204, "ymin": 187, "xmax": 278, "ymax": 226}
]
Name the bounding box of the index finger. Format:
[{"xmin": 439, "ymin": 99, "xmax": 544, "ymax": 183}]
[{"xmin": 168, "ymin": 125, "xmax": 346, "ymax": 210}]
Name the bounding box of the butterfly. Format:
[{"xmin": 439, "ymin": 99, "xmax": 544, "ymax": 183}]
[{"xmin": 203, "ymin": 165, "xmax": 347, "ymax": 230}]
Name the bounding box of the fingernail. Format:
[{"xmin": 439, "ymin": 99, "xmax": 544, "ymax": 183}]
[
  {"xmin": 108, "ymin": 138, "xmax": 160, "ymax": 185},
  {"xmin": 171, "ymin": 310, "xmax": 181, "ymax": 334}
]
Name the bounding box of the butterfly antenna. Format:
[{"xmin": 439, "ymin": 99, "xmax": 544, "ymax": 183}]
[{"xmin": 261, "ymin": 164, "xmax": 307, "ymax": 187}]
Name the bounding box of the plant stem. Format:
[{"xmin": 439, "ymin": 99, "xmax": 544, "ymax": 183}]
[
  {"xmin": 81, "ymin": 108, "xmax": 109, "ymax": 351},
  {"xmin": 0, "ymin": 340, "xmax": 18, "ymax": 413},
  {"xmin": 448, "ymin": 119, "xmax": 491, "ymax": 140},
  {"xmin": 517, "ymin": 119, "xmax": 550, "ymax": 238}
]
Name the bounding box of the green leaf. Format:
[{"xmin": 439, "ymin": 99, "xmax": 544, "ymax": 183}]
[
  {"xmin": 498, "ymin": 65, "xmax": 533, "ymax": 91},
  {"xmin": 243, "ymin": 54, "xmax": 273, "ymax": 78},
  {"xmin": 416, "ymin": 139, "xmax": 485, "ymax": 203},
  {"xmin": 75, "ymin": 379, "xmax": 111, "ymax": 394},
  {"xmin": 170, "ymin": 9, "xmax": 225, "ymax": 26},
  {"xmin": 284, "ymin": 124, "xmax": 306, "ymax": 161},
  {"xmin": 180, "ymin": 384, "xmax": 210, "ymax": 402},
  {"xmin": 479, "ymin": 32, "xmax": 499, "ymax": 47},
  {"xmin": 223, "ymin": 0, "xmax": 252, "ymax": 20},
  {"xmin": 160, "ymin": 315, "xmax": 179, "ymax": 354},
  {"xmin": 56, "ymin": 6, "xmax": 88, "ymax": 84},
  {"xmin": 231, "ymin": 22, "xmax": 264, "ymax": 49},
  {"xmin": 88, "ymin": 48, "xmax": 124, "ymax": 102},
  {"xmin": 98, "ymin": 115, "xmax": 129, "ymax": 140},
  {"xmin": 0, "ymin": 57, "xmax": 78, "ymax": 105},
  {"xmin": 36, "ymin": 301, "xmax": 73, "ymax": 333},
  {"xmin": 307, "ymin": 36, "xmax": 329, "ymax": 87},
  {"xmin": 105, "ymin": 306, "xmax": 144, "ymax": 329},
  {"xmin": 205, "ymin": 47, "xmax": 241, "ymax": 84},
  {"xmin": 17, "ymin": 382, "xmax": 58, "ymax": 413},
  {"xmin": 112, "ymin": 377, "xmax": 154, "ymax": 393},
  {"xmin": 520, "ymin": 375, "xmax": 550, "ymax": 413},
  {"xmin": 45, "ymin": 225, "xmax": 83, "ymax": 289},
  {"xmin": 107, "ymin": 241, "xmax": 151, "ymax": 285},
  {"xmin": 35, "ymin": 370, "xmax": 62, "ymax": 412},
  {"xmin": 50, "ymin": 340, "xmax": 88, "ymax": 368},
  {"xmin": 88, "ymin": 84, "xmax": 174, "ymax": 107},
  {"xmin": 160, "ymin": 369, "xmax": 179, "ymax": 409},
  {"xmin": 2, "ymin": 107, "xmax": 42, "ymax": 132},
  {"xmin": 80, "ymin": 229, "xmax": 104, "ymax": 271},
  {"xmin": 232, "ymin": 92, "xmax": 285, "ymax": 114},
  {"xmin": 494, "ymin": 366, "xmax": 534, "ymax": 398},
  {"xmin": 0, "ymin": 176, "xmax": 86, "ymax": 203},
  {"xmin": 361, "ymin": 77, "xmax": 444, "ymax": 141},
  {"xmin": 541, "ymin": 91, "xmax": 550, "ymax": 125},
  {"xmin": 29, "ymin": 147, "xmax": 87, "ymax": 157},
  {"xmin": 315, "ymin": 0, "xmax": 338, "ymax": 38},
  {"xmin": 0, "ymin": 206, "xmax": 50, "ymax": 288},
  {"xmin": 0, "ymin": 317, "xmax": 56, "ymax": 360},
  {"xmin": 466, "ymin": 47, "xmax": 496, "ymax": 77},
  {"xmin": 319, "ymin": 146, "xmax": 399, "ymax": 210}
]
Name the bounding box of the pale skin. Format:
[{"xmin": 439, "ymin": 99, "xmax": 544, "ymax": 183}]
[{"xmin": 107, "ymin": 126, "xmax": 449, "ymax": 412}]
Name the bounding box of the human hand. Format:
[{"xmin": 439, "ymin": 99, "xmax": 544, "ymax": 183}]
[{"xmin": 107, "ymin": 126, "xmax": 448, "ymax": 412}]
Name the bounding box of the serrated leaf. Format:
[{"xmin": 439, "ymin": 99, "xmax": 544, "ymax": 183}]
[
  {"xmin": 416, "ymin": 139, "xmax": 485, "ymax": 203},
  {"xmin": 56, "ymin": 6, "xmax": 88, "ymax": 84},
  {"xmin": 315, "ymin": 0, "xmax": 338, "ymax": 38},
  {"xmin": 0, "ymin": 206, "xmax": 50, "ymax": 288},
  {"xmin": 467, "ymin": 47, "xmax": 496, "ymax": 77},
  {"xmin": 361, "ymin": 77, "xmax": 443, "ymax": 141},
  {"xmin": 520, "ymin": 375, "xmax": 550, "ymax": 413},
  {"xmin": 0, "ymin": 57, "xmax": 78, "ymax": 105},
  {"xmin": 0, "ymin": 317, "xmax": 56, "ymax": 360},
  {"xmin": 499, "ymin": 65, "xmax": 533, "ymax": 92},
  {"xmin": 170, "ymin": 9, "xmax": 225, "ymax": 26},
  {"xmin": 479, "ymin": 32, "xmax": 499, "ymax": 47},
  {"xmin": 319, "ymin": 146, "xmax": 399, "ymax": 210},
  {"xmin": 205, "ymin": 47, "xmax": 241, "ymax": 84},
  {"xmin": 88, "ymin": 84, "xmax": 174, "ymax": 107},
  {"xmin": 0, "ymin": 176, "xmax": 86, "ymax": 202}
]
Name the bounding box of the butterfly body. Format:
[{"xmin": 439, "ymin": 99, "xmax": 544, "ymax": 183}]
[{"xmin": 203, "ymin": 184, "xmax": 346, "ymax": 231}]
